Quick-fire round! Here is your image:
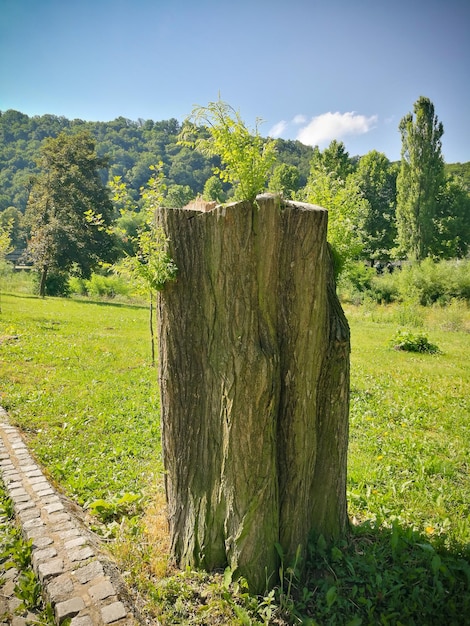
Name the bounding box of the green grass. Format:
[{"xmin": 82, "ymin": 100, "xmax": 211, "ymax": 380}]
[
  {"xmin": 0, "ymin": 292, "xmax": 162, "ymax": 506},
  {"xmin": 1, "ymin": 292, "xmax": 469, "ymax": 624},
  {"xmin": 346, "ymin": 303, "xmax": 470, "ymax": 550}
]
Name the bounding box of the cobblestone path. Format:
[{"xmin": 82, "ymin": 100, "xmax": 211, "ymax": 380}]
[{"xmin": 1, "ymin": 408, "xmax": 141, "ymax": 626}]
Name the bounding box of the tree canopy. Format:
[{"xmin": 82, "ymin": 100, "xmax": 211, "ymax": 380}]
[{"xmin": 0, "ymin": 110, "xmax": 316, "ymax": 214}]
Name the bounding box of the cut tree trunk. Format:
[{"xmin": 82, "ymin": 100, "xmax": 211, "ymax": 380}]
[{"xmin": 156, "ymin": 194, "xmax": 350, "ymax": 594}]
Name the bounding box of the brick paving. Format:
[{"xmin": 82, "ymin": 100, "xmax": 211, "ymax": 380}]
[{"xmin": 0, "ymin": 408, "xmax": 141, "ymax": 625}]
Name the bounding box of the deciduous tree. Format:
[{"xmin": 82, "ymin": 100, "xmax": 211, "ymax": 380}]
[
  {"xmin": 353, "ymin": 151, "xmax": 397, "ymax": 261},
  {"xmin": 268, "ymin": 163, "xmax": 300, "ymax": 199},
  {"xmin": 202, "ymin": 175, "xmax": 226, "ymax": 203},
  {"xmin": 303, "ymin": 145, "xmax": 368, "ymax": 274},
  {"xmin": 0, "ymin": 216, "xmax": 13, "ymax": 262},
  {"xmin": 310, "ymin": 140, "xmax": 354, "ymax": 181},
  {"xmin": 25, "ymin": 131, "xmax": 117, "ymax": 296},
  {"xmin": 164, "ymin": 184, "xmax": 194, "ymax": 208},
  {"xmin": 0, "ymin": 207, "xmax": 23, "ymax": 249},
  {"xmin": 433, "ymin": 175, "xmax": 470, "ymax": 259}
]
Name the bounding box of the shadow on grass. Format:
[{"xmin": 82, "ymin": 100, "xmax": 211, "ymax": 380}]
[
  {"xmin": 2, "ymin": 291, "xmax": 147, "ymax": 311},
  {"xmin": 69, "ymin": 295, "xmax": 148, "ymax": 310},
  {"xmin": 294, "ymin": 520, "xmax": 470, "ymax": 625}
]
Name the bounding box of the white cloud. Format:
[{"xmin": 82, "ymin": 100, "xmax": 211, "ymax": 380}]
[
  {"xmin": 268, "ymin": 120, "xmax": 288, "ymax": 138},
  {"xmin": 296, "ymin": 111, "xmax": 378, "ymax": 147},
  {"xmin": 292, "ymin": 114, "xmax": 307, "ymax": 125}
]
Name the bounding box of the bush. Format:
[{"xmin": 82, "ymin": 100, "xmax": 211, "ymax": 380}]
[
  {"xmin": 397, "ymin": 258, "xmax": 444, "ymax": 305},
  {"xmin": 346, "ymin": 259, "xmax": 470, "ymax": 306},
  {"xmin": 68, "ymin": 272, "xmax": 132, "ymax": 299},
  {"xmin": 68, "ymin": 276, "xmax": 88, "ymax": 296},
  {"xmin": 390, "ymin": 329, "xmax": 440, "ymax": 353},
  {"xmin": 338, "ymin": 262, "xmax": 376, "ymax": 303},
  {"xmin": 0, "ymin": 259, "xmax": 13, "ymax": 277},
  {"xmin": 369, "ymin": 272, "xmax": 400, "ymax": 304}
]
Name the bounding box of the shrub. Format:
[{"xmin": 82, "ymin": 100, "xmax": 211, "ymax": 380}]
[
  {"xmin": 390, "ymin": 329, "xmax": 440, "ymax": 353},
  {"xmin": 397, "ymin": 258, "xmax": 470, "ymax": 305},
  {"xmin": 86, "ymin": 273, "xmax": 130, "ymax": 298},
  {"xmin": 0, "ymin": 259, "xmax": 13, "ymax": 276},
  {"xmin": 369, "ymin": 272, "xmax": 400, "ymax": 304},
  {"xmin": 350, "ymin": 259, "xmax": 470, "ymax": 306},
  {"xmin": 397, "ymin": 258, "xmax": 446, "ymax": 305},
  {"xmin": 68, "ymin": 276, "xmax": 88, "ymax": 295},
  {"xmin": 338, "ymin": 262, "xmax": 376, "ymax": 303},
  {"xmin": 69, "ymin": 272, "xmax": 132, "ymax": 298}
]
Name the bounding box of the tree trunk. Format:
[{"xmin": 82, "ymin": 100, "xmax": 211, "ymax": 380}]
[
  {"xmin": 39, "ymin": 265, "xmax": 48, "ymax": 298},
  {"xmin": 156, "ymin": 194, "xmax": 350, "ymax": 594},
  {"xmin": 149, "ymin": 291, "xmax": 155, "ymax": 367}
]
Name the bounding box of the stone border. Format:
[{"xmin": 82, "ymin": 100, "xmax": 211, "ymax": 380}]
[{"xmin": 0, "ymin": 408, "xmax": 142, "ymax": 625}]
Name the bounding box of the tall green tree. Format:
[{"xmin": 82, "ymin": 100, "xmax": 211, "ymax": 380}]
[
  {"xmin": 268, "ymin": 163, "xmax": 300, "ymax": 199},
  {"xmin": 433, "ymin": 175, "xmax": 470, "ymax": 259},
  {"xmin": 164, "ymin": 184, "xmax": 194, "ymax": 208},
  {"xmin": 202, "ymin": 175, "xmax": 226, "ymax": 203},
  {"xmin": 353, "ymin": 151, "xmax": 398, "ymax": 260},
  {"xmin": 0, "ymin": 207, "xmax": 23, "ymax": 249},
  {"xmin": 303, "ymin": 143, "xmax": 368, "ymax": 274},
  {"xmin": 310, "ymin": 140, "xmax": 354, "ymax": 181},
  {"xmin": 396, "ymin": 97, "xmax": 445, "ymax": 260},
  {"xmin": 25, "ymin": 131, "xmax": 118, "ymax": 296},
  {"xmin": 0, "ymin": 217, "xmax": 13, "ymax": 262}
]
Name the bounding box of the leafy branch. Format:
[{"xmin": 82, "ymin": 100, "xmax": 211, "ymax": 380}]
[
  {"xmin": 112, "ymin": 163, "xmax": 177, "ymax": 365},
  {"xmin": 179, "ymin": 98, "xmax": 277, "ymax": 202}
]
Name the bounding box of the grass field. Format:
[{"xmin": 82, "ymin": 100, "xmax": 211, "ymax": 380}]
[{"xmin": 1, "ymin": 288, "xmax": 469, "ymax": 624}]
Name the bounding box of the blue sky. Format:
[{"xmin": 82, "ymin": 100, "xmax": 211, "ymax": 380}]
[{"xmin": 1, "ymin": 0, "xmax": 469, "ymax": 163}]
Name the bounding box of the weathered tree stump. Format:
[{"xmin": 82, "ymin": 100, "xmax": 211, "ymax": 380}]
[{"xmin": 156, "ymin": 194, "xmax": 350, "ymax": 593}]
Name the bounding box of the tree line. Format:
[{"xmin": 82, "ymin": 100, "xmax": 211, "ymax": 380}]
[
  {"xmin": 0, "ymin": 108, "xmax": 314, "ymax": 215},
  {"xmin": 1, "ymin": 96, "xmax": 469, "ymax": 296}
]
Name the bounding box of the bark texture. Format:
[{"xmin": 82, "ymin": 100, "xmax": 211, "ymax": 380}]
[{"xmin": 156, "ymin": 194, "xmax": 350, "ymax": 593}]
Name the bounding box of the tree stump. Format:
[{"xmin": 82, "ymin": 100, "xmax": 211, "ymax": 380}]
[{"xmin": 156, "ymin": 194, "xmax": 350, "ymax": 593}]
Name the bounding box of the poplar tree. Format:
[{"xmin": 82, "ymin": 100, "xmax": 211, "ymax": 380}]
[{"xmin": 396, "ymin": 97, "xmax": 445, "ymax": 260}]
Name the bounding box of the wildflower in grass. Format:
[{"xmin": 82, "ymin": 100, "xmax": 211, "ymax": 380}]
[{"xmin": 425, "ymin": 526, "xmax": 435, "ymax": 535}]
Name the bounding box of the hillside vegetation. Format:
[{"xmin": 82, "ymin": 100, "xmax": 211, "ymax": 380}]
[{"xmin": 0, "ymin": 109, "xmax": 314, "ymax": 212}]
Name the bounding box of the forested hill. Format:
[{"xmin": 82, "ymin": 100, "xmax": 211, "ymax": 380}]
[{"xmin": 0, "ymin": 109, "xmax": 316, "ymax": 212}]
